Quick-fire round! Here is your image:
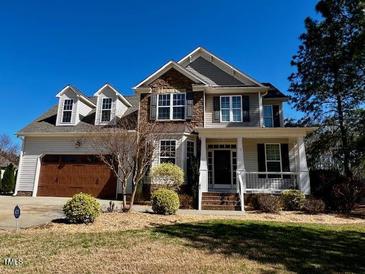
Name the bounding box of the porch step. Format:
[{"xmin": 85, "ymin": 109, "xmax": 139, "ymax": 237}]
[{"xmin": 201, "ymin": 192, "xmax": 241, "ymax": 211}]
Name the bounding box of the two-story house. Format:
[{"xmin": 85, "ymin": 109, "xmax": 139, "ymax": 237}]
[{"xmin": 14, "ymin": 47, "xmax": 315, "ymax": 210}]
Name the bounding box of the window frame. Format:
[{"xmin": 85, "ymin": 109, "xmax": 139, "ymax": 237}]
[
  {"xmin": 62, "ymin": 99, "xmax": 74, "ymax": 123},
  {"xmin": 219, "ymin": 95, "xmax": 242, "ymax": 123},
  {"xmin": 263, "ymin": 105, "xmax": 274, "ymax": 128},
  {"xmin": 264, "ymin": 143, "xmax": 282, "ymax": 178},
  {"xmin": 156, "ymin": 93, "xmax": 186, "ymax": 121},
  {"xmin": 159, "ymin": 139, "xmax": 177, "ymax": 164},
  {"xmin": 101, "ymin": 97, "xmax": 113, "ymax": 122}
]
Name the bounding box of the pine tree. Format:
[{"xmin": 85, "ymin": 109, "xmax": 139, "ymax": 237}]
[
  {"xmin": 1, "ymin": 164, "xmax": 16, "ymax": 194},
  {"xmin": 289, "ymin": 0, "xmax": 365, "ymax": 176}
]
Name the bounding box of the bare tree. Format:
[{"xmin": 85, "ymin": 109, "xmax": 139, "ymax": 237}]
[
  {"xmin": 88, "ymin": 118, "xmax": 164, "ymax": 212},
  {"xmin": 0, "ymin": 134, "xmax": 19, "ymax": 166}
]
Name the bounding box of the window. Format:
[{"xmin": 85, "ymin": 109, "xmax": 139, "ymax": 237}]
[
  {"xmin": 101, "ymin": 98, "xmax": 112, "ymax": 122},
  {"xmin": 186, "ymin": 141, "xmax": 195, "ymax": 160},
  {"xmin": 159, "ymin": 140, "xmax": 176, "ymax": 164},
  {"xmin": 220, "ymin": 96, "xmax": 242, "ymax": 122},
  {"xmin": 157, "ymin": 93, "xmax": 185, "ymax": 120},
  {"xmin": 62, "ymin": 99, "xmax": 73, "ymax": 123},
  {"xmin": 263, "ymin": 105, "xmax": 273, "ymax": 127},
  {"xmin": 265, "ymin": 144, "xmax": 281, "ymax": 177}
]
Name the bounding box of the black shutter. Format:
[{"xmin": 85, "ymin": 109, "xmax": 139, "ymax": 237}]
[
  {"xmin": 242, "ymin": 96, "xmax": 250, "ymax": 122},
  {"xmin": 273, "ymin": 105, "xmax": 280, "ymax": 127},
  {"xmin": 281, "ymin": 144, "xmax": 290, "ymax": 179},
  {"xmin": 186, "ymin": 92, "xmax": 193, "ymax": 120},
  {"xmin": 257, "ymin": 144, "xmax": 266, "ymax": 178},
  {"xmin": 150, "ymin": 94, "xmax": 157, "ymax": 121},
  {"xmin": 213, "ymin": 96, "xmax": 220, "ymax": 123}
]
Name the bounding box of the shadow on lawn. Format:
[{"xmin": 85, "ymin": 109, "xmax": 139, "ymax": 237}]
[{"xmin": 153, "ymin": 221, "xmax": 365, "ymax": 273}]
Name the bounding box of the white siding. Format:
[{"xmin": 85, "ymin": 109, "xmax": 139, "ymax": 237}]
[
  {"xmin": 243, "ymin": 138, "xmax": 296, "ymax": 171},
  {"xmin": 204, "ymin": 93, "xmax": 260, "ymax": 128}
]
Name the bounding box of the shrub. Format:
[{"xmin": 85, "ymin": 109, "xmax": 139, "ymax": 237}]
[
  {"xmin": 302, "ymin": 198, "xmax": 326, "ymax": 214},
  {"xmin": 281, "ymin": 190, "xmax": 305, "ymax": 211},
  {"xmin": 151, "ymin": 188, "xmax": 179, "ymax": 215},
  {"xmin": 248, "ymin": 194, "xmax": 261, "ymax": 210},
  {"xmin": 0, "ymin": 164, "xmax": 16, "ymax": 194},
  {"xmin": 257, "ymin": 195, "xmax": 282, "ymax": 213},
  {"xmin": 331, "ymin": 179, "xmax": 362, "ymax": 213},
  {"xmin": 63, "ymin": 193, "xmax": 101, "ymax": 224},
  {"xmin": 150, "ymin": 163, "xmax": 184, "ymax": 191},
  {"xmin": 310, "ymin": 170, "xmax": 362, "ymax": 212},
  {"xmin": 179, "ymin": 194, "xmax": 193, "ymax": 209}
]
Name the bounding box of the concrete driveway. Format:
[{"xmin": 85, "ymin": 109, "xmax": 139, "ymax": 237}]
[{"xmin": 0, "ymin": 196, "xmax": 68, "ymax": 230}]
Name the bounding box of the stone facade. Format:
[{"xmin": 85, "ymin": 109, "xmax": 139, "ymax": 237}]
[{"xmin": 139, "ymin": 68, "xmax": 204, "ymax": 133}]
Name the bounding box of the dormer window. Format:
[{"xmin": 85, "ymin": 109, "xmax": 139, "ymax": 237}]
[
  {"xmin": 101, "ymin": 98, "xmax": 112, "ymax": 122},
  {"xmin": 62, "ymin": 99, "xmax": 73, "ymax": 123}
]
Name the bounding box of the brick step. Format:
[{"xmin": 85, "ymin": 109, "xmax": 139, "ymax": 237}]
[
  {"xmin": 202, "ymin": 200, "xmax": 241, "ymax": 206},
  {"xmin": 202, "ymin": 205, "xmax": 241, "ymax": 211}
]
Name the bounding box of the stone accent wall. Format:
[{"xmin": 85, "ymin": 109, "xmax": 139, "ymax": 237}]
[{"xmin": 139, "ymin": 68, "xmax": 204, "ymax": 133}]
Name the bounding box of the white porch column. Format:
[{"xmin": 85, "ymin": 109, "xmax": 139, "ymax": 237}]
[
  {"xmin": 236, "ymin": 137, "xmax": 245, "ymax": 212},
  {"xmin": 198, "ymin": 136, "xmax": 208, "ymax": 210},
  {"xmin": 258, "ymin": 92, "xmax": 264, "ymax": 127},
  {"xmin": 297, "ymin": 137, "xmax": 310, "ymax": 195}
]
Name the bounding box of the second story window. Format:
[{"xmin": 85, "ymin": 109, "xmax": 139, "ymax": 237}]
[
  {"xmin": 220, "ymin": 96, "xmax": 242, "ymax": 122},
  {"xmin": 101, "ymin": 98, "xmax": 112, "ymax": 122},
  {"xmin": 157, "ymin": 93, "xmax": 185, "ymax": 120},
  {"xmin": 263, "ymin": 105, "xmax": 273, "ymax": 127},
  {"xmin": 62, "ymin": 99, "xmax": 73, "ymax": 123}
]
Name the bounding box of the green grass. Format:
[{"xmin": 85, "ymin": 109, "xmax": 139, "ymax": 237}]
[{"xmin": 0, "ymin": 220, "xmax": 364, "ymax": 273}]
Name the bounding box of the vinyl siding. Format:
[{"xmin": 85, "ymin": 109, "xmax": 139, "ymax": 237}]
[{"xmin": 204, "ymin": 93, "xmax": 260, "ymax": 128}]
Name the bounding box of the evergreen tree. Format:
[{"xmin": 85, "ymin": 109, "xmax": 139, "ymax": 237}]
[
  {"xmin": 1, "ymin": 163, "xmax": 16, "ymax": 194},
  {"xmin": 289, "ymin": 0, "xmax": 365, "ymax": 176}
]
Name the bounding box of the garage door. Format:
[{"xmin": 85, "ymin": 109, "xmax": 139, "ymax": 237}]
[{"xmin": 37, "ymin": 155, "xmax": 116, "ymax": 199}]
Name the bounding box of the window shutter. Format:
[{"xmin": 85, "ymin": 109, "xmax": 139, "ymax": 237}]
[
  {"xmin": 71, "ymin": 100, "xmax": 76, "ymax": 124},
  {"xmin": 257, "ymin": 144, "xmax": 266, "ymax": 178},
  {"xmin": 242, "ymin": 96, "xmax": 250, "ymax": 122},
  {"xmin": 213, "ymin": 96, "xmax": 220, "ymax": 123},
  {"xmin": 186, "ymin": 92, "xmax": 193, "ymax": 120},
  {"xmin": 150, "ymin": 94, "xmax": 157, "ymax": 121},
  {"xmin": 273, "ymin": 105, "xmax": 280, "ymax": 127},
  {"xmin": 281, "ymin": 144, "xmax": 290, "ymax": 179}
]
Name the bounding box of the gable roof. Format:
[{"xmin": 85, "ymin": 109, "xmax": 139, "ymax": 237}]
[
  {"xmin": 261, "ymin": 82, "xmax": 288, "ymax": 99},
  {"xmin": 94, "ymin": 84, "xmax": 132, "ymax": 107},
  {"xmin": 133, "ymin": 61, "xmax": 207, "ymax": 89},
  {"xmin": 56, "ymin": 85, "xmax": 96, "ymax": 107},
  {"xmin": 17, "ymin": 95, "xmax": 139, "ymax": 135},
  {"xmin": 178, "ymin": 47, "xmax": 265, "ymax": 87}
]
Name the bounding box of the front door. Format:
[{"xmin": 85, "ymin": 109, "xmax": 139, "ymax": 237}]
[{"xmin": 213, "ymin": 150, "xmax": 231, "ymax": 187}]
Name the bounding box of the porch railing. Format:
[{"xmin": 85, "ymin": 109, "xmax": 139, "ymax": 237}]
[{"xmin": 237, "ymin": 172, "xmax": 299, "ymax": 193}]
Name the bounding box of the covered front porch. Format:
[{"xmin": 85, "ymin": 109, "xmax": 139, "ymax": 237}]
[{"xmin": 197, "ymin": 127, "xmax": 315, "ymax": 211}]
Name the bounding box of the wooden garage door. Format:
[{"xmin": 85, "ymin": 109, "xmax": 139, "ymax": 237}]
[{"xmin": 37, "ymin": 155, "xmax": 116, "ymax": 199}]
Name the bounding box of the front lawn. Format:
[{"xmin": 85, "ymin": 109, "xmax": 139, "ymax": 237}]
[{"xmin": 0, "ymin": 215, "xmax": 364, "ymax": 273}]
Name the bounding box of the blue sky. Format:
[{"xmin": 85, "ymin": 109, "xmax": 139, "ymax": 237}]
[{"xmin": 0, "ymin": 0, "xmax": 319, "ymax": 145}]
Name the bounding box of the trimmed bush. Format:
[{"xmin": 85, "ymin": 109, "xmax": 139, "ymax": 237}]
[
  {"xmin": 150, "ymin": 163, "xmax": 184, "ymax": 190},
  {"xmin": 63, "ymin": 193, "xmax": 101, "ymax": 224},
  {"xmin": 281, "ymin": 190, "xmax": 305, "ymax": 211},
  {"xmin": 179, "ymin": 194, "xmax": 194, "ymax": 209},
  {"xmin": 151, "ymin": 188, "xmax": 179, "ymax": 215},
  {"xmin": 0, "ymin": 164, "xmax": 16, "ymax": 194},
  {"xmin": 257, "ymin": 195, "xmax": 282, "ymax": 213},
  {"xmin": 302, "ymin": 198, "xmax": 326, "ymax": 214}
]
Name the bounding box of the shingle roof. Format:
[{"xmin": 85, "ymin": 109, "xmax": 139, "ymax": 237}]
[
  {"xmin": 185, "ymin": 57, "xmax": 257, "ymax": 86},
  {"xmin": 261, "ymin": 83, "xmax": 288, "ymax": 99},
  {"xmin": 17, "ymin": 95, "xmax": 139, "ymax": 135}
]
